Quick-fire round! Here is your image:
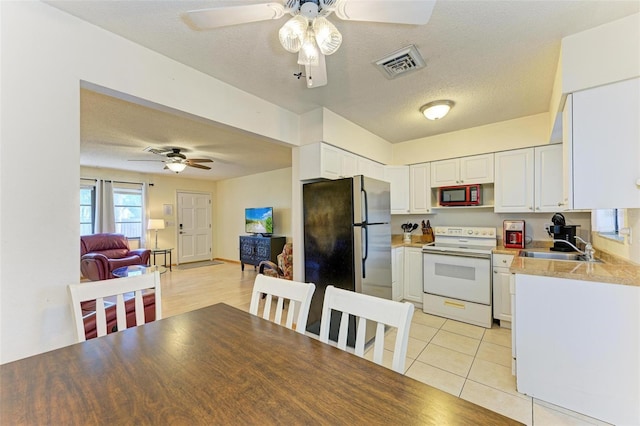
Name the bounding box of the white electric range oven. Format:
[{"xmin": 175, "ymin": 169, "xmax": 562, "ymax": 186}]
[{"xmin": 422, "ymin": 226, "xmax": 496, "ymax": 328}]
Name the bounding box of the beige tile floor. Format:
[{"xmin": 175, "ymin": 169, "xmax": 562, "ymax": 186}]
[
  {"xmin": 363, "ymin": 309, "xmax": 612, "ymax": 426},
  {"xmin": 161, "ymin": 261, "xmax": 612, "ymax": 426}
]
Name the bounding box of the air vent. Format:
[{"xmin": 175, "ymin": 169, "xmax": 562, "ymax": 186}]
[{"xmin": 374, "ymin": 45, "xmax": 426, "ymax": 79}]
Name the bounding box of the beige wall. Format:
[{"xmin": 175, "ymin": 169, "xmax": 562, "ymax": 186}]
[
  {"xmin": 215, "ymin": 168, "xmax": 293, "ymax": 261},
  {"xmin": 82, "ymin": 167, "xmax": 216, "ymax": 254},
  {"xmin": 392, "ymin": 113, "xmax": 550, "ymax": 165}
]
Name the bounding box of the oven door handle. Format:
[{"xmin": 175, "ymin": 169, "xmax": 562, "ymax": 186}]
[{"xmin": 422, "ymin": 250, "xmax": 491, "ymax": 260}]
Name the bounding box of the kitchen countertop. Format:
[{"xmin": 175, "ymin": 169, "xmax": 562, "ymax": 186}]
[
  {"xmin": 392, "ymin": 235, "xmax": 640, "ymax": 287},
  {"xmin": 503, "ymin": 245, "xmax": 640, "ymax": 287},
  {"xmin": 391, "ymin": 234, "xmax": 428, "ymax": 248}
]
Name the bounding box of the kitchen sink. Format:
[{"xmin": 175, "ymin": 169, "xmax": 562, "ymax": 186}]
[{"xmin": 519, "ymin": 250, "xmax": 602, "ymax": 263}]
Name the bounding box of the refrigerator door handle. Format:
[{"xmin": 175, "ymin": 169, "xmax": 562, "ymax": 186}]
[
  {"xmin": 362, "ymin": 185, "xmax": 369, "ymax": 226},
  {"xmin": 362, "ymin": 225, "xmax": 368, "ymax": 278}
]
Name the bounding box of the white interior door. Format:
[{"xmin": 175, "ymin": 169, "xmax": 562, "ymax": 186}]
[{"xmin": 177, "ymin": 191, "xmax": 211, "ymax": 264}]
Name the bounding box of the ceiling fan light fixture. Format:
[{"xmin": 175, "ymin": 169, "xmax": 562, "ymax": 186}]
[
  {"xmin": 278, "ymin": 15, "xmax": 307, "ymax": 52},
  {"xmin": 420, "ymin": 100, "xmax": 455, "ymax": 120},
  {"xmin": 166, "ymin": 162, "xmax": 187, "ymax": 173},
  {"xmin": 297, "ymin": 28, "xmax": 320, "ymax": 66},
  {"xmin": 313, "ymin": 16, "xmax": 342, "ymax": 55}
]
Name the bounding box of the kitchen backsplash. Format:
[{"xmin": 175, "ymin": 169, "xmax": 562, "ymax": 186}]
[{"xmin": 391, "ymin": 211, "xmax": 592, "ymax": 244}]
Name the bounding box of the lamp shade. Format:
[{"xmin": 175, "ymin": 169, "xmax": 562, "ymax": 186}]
[
  {"xmin": 279, "ymin": 15, "xmax": 307, "ymax": 53},
  {"xmin": 166, "ymin": 162, "xmax": 187, "ymax": 173},
  {"xmin": 420, "ymin": 100, "xmax": 454, "ymax": 120},
  {"xmin": 147, "ymin": 219, "xmax": 165, "ymax": 230},
  {"xmin": 313, "ymin": 17, "xmax": 342, "ymax": 55},
  {"xmin": 297, "ymin": 28, "xmax": 320, "ymax": 66}
]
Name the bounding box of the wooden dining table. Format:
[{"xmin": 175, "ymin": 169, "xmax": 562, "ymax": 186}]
[{"xmin": 1, "ymin": 303, "xmax": 521, "ymax": 425}]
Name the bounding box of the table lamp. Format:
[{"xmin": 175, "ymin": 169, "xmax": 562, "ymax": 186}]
[{"xmin": 147, "ymin": 219, "xmax": 165, "ymax": 249}]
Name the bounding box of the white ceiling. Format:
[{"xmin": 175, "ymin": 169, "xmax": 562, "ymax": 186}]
[{"xmin": 48, "ymin": 0, "xmax": 639, "ymax": 181}]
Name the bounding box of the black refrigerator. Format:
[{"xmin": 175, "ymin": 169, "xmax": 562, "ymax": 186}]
[{"xmin": 303, "ymin": 175, "xmax": 391, "ymax": 345}]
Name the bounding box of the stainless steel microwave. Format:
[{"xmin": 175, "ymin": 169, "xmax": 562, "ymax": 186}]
[{"xmin": 439, "ymin": 184, "xmax": 481, "ymax": 206}]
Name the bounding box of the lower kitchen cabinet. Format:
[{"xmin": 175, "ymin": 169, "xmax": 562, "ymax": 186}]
[
  {"xmin": 403, "ymin": 247, "xmax": 423, "ymax": 304},
  {"xmin": 514, "ymin": 273, "xmax": 639, "ymax": 425},
  {"xmin": 492, "ymin": 253, "xmax": 514, "ymax": 328},
  {"xmin": 391, "ymin": 247, "xmax": 404, "ymax": 302}
]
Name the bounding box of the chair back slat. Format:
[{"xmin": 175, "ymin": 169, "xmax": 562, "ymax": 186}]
[
  {"xmin": 249, "ymin": 275, "xmax": 315, "ymax": 334},
  {"xmin": 68, "ymin": 271, "xmax": 162, "ymax": 342},
  {"xmin": 319, "ymin": 285, "xmax": 414, "ymax": 374}
]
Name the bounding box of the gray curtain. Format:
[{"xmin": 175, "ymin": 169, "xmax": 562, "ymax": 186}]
[{"xmin": 94, "ymin": 179, "xmax": 115, "ymax": 233}]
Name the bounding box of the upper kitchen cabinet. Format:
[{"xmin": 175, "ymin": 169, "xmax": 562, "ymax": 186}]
[
  {"xmin": 430, "ymin": 154, "xmax": 494, "ymax": 188},
  {"xmin": 567, "ymin": 78, "xmax": 640, "ymax": 209},
  {"xmin": 357, "ymin": 156, "xmax": 385, "ymax": 181},
  {"xmin": 384, "ymin": 166, "xmax": 410, "ymax": 214},
  {"xmin": 409, "ymin": 163, "xmax": 432, "ymax": 214},
  {"xmin": 494, "ymin": 145, "xmax": 563, "ymax": 213},
  {"xmin": 299, "ymin": 142, "xmax": 383, "ymax": 181}
]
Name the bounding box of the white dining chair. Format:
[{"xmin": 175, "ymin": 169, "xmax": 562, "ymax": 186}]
[
  {"xmin": 319, "ymin": 285, "xmax": 414, "ymax": 374},
  {"xmin": 68, "ymin": 271, "xmax": 162, "ymax": 342},
  {"xmin": 249, "ymin": 274, "xmax": 315, "ymax": 334}
]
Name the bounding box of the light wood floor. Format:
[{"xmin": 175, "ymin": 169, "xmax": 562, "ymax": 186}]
[{"xmin": 160, "ymin": 260, "xmax": 259, "ymax": 318}]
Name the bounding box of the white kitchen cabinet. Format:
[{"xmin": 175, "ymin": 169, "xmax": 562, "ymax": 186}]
[
  {"xmin": 357, "ymin": 157, "xmax": 385, "ymax": 181},
  {"xmin": 409, "ymin": 163, "xmax": 432, "ymax": 214},
  {"xmin": 515, "ymin": 273, "xmax": 640, "ymax": 425},
  {"xmin": 384, "ymin": 166, "xmax": 410, "ymax": 214},
  {"xmin": 569, "ymin": 78, "xmax": 640, "ymax": 209},
  {"xmin": 391, "ymin": 247, "xmax": 405, "ymax": 302},
  {"xmin": 494, "ymin": 148, "xmax": 535, "ymax": 212},
  {"xmin": 534, "ymin": 144, "xmax": 563, "ymax": 212},
  {"xmin": 430, "ymin": 153, "xmax": 494, "ymax": 187},
  {"xmin": 494, "ymin": 145, "xmax": 562, "ymax": 213},
  {"xmin": 340, "ymin": 150, "xmax": 358, "ymax": 178},
  {"xmin": 403, "ymin": 247, "xmax": 423, "ymax": 304},
  {"xmin": 492, "ymin": 253, "xmax": 514, "ymax": 328},
  {"xmin": 299, "ymin": 142, "xmax": 380, "ymax": 181}
]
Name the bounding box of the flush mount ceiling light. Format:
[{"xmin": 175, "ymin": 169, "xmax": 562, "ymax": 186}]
[
  {"xmin": 420, "ymin": 100, "xmax": 455, "ymax": 120},
  {"xmin": 185, "ymin": 0, "xmax": 436, "ymax": 89}
]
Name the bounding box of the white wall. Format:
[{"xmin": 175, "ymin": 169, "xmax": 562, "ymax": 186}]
[
  {"xmin": 392, "ymin": 113, "xmax": 550, "ymax": 165},
  {"xmin": 214, "ymin": 168, "xmax": 292, "ymax": 261},
  {"xmin": 0, "ymin": 1, "xmax": 300, "ymax": 363},
  {"xmin": 300, "ymin": 107, "xmax": 393, "ymax": 164}
]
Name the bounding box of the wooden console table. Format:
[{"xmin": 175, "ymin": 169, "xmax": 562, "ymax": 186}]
[{"xmin": 239, "ymin": 235, "xmax": 285, "ymax": 271}]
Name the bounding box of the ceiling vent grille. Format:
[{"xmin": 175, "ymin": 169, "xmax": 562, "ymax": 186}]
[{"xmin": 374, "ymin": 45, "xmax": 426, "ymax": 79}]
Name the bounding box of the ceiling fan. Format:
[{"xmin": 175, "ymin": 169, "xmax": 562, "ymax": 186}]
[
  {"xmin": 130, "ymin": 147, "xmax": 214, "ymax": 173},
  {"xmin": 185, "ymin": 0, "xmax": 436, "ymax": 88}
]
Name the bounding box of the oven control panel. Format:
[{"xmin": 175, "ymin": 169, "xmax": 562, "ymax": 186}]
[{"xmin": 434, "ymin": 227, "xmax": 496, "ymax": 238}]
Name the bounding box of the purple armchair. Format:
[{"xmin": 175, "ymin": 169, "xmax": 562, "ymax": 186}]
[{"xmin": 80, "ymin": 233, "xmax": 151, "ymax": 281}]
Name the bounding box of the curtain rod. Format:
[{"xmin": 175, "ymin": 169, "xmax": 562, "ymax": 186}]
[{"xmin": 81, "ymin": 177, "xmax": 146, "ymax": 186}]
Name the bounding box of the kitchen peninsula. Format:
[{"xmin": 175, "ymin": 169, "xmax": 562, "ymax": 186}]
[{"xmin": 509, "ymin": 252, "xmax": 640, "ymax": 425}]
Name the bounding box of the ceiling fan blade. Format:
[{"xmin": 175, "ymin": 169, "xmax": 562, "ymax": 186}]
[
  {"xmin": 185, "ymin": 3, "xmax": 286, "ymax": 30},
  {"xmin": 143, "ymin": 146, "xmax": 172, "ymax": 155},
  {"xmin": 187, "ymin": 163, "xmax": 212, "ymax": 170},
  {"xmin": 187, "ymin": 159, "xmax": 214, "ymax": 163},
  {"xmin": 335, "ymin": 0, "xmax": 436, "ymax": 25},
  {"xmin": 304, "ymin": 54, "xmax": 327, "ymax": 88}
]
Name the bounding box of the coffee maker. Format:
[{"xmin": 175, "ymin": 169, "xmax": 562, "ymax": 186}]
[
  {"xmin": 547, "ymin": 213, "xmax": 580, "ymax": 252},
  {"xmin": 503, "ymin": 220, "xmax": 525, "ymax": 249}
]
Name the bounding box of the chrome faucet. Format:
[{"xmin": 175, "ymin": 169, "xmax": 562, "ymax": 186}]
[{"xmin": 552, "ymin": 237, "xmax": 596, "ymax": 262}]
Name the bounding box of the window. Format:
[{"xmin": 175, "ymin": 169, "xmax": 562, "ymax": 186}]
[
  {"xmin": 79, "ymin": 180, "xmax": 145, "ymax": 239},
  {"xmin": 80, "ymin": 185, "xmax": 95, "ymax": 236},
  {"xmin": 114, "ymin": 186, "xmax": 143, "ymax": 239},
  {"xmin": 594, "ymin": 209, "xmax": 625, "ymax": 242}
]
